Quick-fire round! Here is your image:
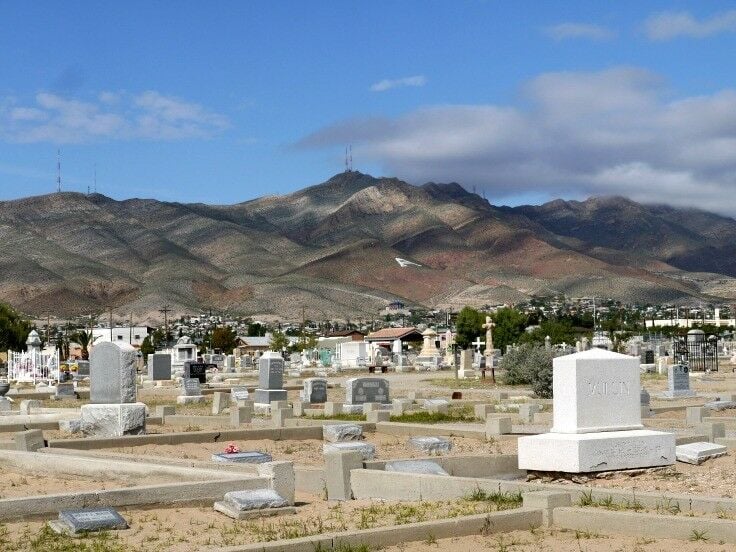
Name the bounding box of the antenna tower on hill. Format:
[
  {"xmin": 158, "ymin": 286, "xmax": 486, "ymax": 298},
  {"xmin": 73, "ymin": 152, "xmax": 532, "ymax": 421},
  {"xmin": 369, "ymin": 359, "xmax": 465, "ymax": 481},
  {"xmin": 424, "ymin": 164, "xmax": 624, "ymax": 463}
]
[
  {"xmin": 56, "ymin": 149, "xmax": 62, "ymax": 192},
  {"xmin": 344, "ymin": 145, "xmax": 353, "ymax": 172}
]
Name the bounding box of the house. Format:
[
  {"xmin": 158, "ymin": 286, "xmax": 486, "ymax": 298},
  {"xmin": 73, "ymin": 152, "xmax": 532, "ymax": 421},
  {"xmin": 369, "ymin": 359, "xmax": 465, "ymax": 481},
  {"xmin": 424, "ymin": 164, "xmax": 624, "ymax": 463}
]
[
  {"xmin": 328, "ymin": 329, "xmax": 366, "ymax": 342},
  {"xmin": 365, "ymin": 327, "xmax": 423, "ymax": 348},
  {"xmin": 235, "ymin": 335, "xmax": 271, "ymax": 357},
  {"xmin": 92, "ymin": 326, "xmax": 151, "ymax": 348}
]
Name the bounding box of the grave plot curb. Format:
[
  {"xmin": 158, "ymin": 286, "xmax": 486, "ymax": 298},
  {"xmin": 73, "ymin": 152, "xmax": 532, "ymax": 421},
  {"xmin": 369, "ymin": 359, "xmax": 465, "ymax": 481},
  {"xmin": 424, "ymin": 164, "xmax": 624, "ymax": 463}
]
[
  {"xmin": 211, "ymin": 508, "xmax": 543, "ymax": 551},
  {"xmin": 554, "ymin": 506, "xmax": 736, "ymax": 544}
]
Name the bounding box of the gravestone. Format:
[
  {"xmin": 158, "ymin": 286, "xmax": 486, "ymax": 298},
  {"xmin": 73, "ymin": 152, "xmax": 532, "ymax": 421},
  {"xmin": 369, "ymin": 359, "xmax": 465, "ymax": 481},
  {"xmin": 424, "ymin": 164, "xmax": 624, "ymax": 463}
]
[
  {"xmin": 323, "ymin": 441, "xmax": 376, "ymax": 460},
  {"xmin": 55, "ymin": 382, "xmax": 76, "ymax": 399},
  {"xmin": 76, "ymin": 360, "xmax": 90, "ymax": 377},
  {"xmin": 89, "ymin": 342, "xmax": 137, "ymax": 404},
  {"xmin": 253, "ymin": 351, "xmax": 287, "ymax": 405},
  {"xmin": 385, "ymin": 460, "xmax": 449, "ymax": 476},
  {"xmin": 211, "ymin": 451, "xmax": 272, "ymax": 463},
  {"xmin": 177, "ymin": 378, "xmax": 205, "ymax": 404},
  {"xmin": 184, "ymin": 361, "xmax": 208, "ymax": 384},
  {"xmin": 300, "ymin": 377, "xmax": 327, "ymax": 403},
  {"xmin": 518, "ymin": 348, "xmax": 675, "ymax": 473},
  {"xmin": 81, "ymin": 342, "xmax": 145, "ymax": 437},
  {"xmin": 148, "ymin": 353, "xmax": 172, "ymax": 381},
  {"xmin": 408, "ymin": 436, "xmax": 452, "ymax": 454},
  {"xmin": 231, "ymin": 386, "xmax": 250, "ymax": 403},
  {"xmin": 675, "ymin": 442, "xmax": 727, "ymax": 465},
  {"xmin": 54, "ymin": 507, "xmax": 128, "ymax": 534},
  {"xmin": 643, "ymin": 350, "xmax": 655, "ymax": 364},
  {"xmin": 345, "ymin": 377, "xmax": 389, "ymax": 405},
  {"xmin": 661, "ymin": 364, "xmax": 696, "ymax": 398},
  {"xmin": 182, "ymin": 378, "xmax": 202, "ymax": 396}
]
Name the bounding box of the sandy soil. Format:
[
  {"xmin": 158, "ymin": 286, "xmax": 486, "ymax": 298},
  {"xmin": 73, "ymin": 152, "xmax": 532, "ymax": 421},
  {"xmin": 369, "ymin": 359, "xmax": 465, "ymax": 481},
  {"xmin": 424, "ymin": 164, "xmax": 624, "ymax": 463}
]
[
  {"xmin": 102, "ymin": 434, "xmax": 514, "ymax": 465},
  {"xmin": 0, "ymin": 464, "xmax": 176, "ymax": 498},
  {"xmin": 383, "ymin": 528, "xmax": 736, "ymax": 551},
  {"xmin": 0, "ymin": 493, "xmax": 520, "ymax": 551}
]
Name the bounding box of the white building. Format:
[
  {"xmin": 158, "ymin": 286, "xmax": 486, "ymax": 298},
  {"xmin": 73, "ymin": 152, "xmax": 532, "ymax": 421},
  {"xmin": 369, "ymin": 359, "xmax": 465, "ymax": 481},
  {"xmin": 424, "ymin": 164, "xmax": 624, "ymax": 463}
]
[
  {"xmin": 92, "ymin": 326, "xmax": 151, "ymax": 348},
  {"xmin": 645, "ymin": 308, "xmax": 735, "ymax": 329}
]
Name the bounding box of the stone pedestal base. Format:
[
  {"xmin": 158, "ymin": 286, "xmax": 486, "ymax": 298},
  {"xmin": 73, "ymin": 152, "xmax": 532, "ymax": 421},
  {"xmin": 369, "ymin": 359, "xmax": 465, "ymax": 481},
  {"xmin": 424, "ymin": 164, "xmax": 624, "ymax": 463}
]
[
  {"xmin": 80, "ymin": 403, "xmax": 146, "ymax": 437},
  {"xmin": 254, "ymin": 389, "xmax": 287, "ymax": 405},
  {"xmin": 518, "ymin": 430, "xmax": 675, "ymax": 473},
  {"xmin": 659, "ymin": 390, "xmax": 696, "ymax": 399},
  {"xmin": 457, "ymin": 369, "xmax": 477, "ymax": 379}
]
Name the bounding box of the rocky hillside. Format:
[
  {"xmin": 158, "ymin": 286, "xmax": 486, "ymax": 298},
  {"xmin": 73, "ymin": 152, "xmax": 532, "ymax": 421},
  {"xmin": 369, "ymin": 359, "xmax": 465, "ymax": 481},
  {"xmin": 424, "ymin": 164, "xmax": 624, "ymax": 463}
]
[{"xmin": 1, "ymin": 172, "xmax": 734, "ymax": 321}]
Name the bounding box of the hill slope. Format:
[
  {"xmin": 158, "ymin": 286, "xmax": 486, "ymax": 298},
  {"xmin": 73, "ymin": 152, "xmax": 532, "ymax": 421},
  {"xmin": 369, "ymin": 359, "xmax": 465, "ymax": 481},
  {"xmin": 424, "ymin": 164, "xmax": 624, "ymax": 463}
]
[{"xmin": 1, "ymin": 172, "xmax": 734, "ymax": 321}]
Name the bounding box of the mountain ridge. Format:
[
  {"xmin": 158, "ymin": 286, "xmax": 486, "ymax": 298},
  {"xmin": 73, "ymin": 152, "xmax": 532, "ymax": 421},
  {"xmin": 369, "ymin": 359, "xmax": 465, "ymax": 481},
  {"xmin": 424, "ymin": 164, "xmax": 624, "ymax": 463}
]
[{"xmin": 2, "ymin": 172, "xmax": 735, "ymax": 322}]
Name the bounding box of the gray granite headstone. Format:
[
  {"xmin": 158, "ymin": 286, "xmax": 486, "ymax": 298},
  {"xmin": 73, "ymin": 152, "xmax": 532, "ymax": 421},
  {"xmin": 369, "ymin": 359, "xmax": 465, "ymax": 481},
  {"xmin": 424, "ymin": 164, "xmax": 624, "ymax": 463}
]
[
  {"xmin": 58, "ymin": 507, "xmax": 128, "ymax": 533},
  {"xmin": 301, "ymin": 377, "xmax": 327, "ymax": 403},
  {"xmin": 181, "ymin": 378, "xmax": 202, "ymax": 396},
  {"xmin": 662, "ymin": 364, "xmax": 695, "ymax": 398},
  {"xmin": 76, "ymin": 360, "xmax": 90, "ymax": 376},
  {"xmin": 89, "ymin": 342, "xmax": 137, "ymax": 404},
  {"xmin": 148, "ymin": 353, "xmax": 171, "ymax": 381},
  {"xmin": 258, "ymin": 353, "xmax": 284, "ymax": 389},
  {"xmin": 223, "ymin": 488, "xmax": 287, "ymax": 510},
  {"xmin": 345, "ymin": 377, "xmax": 390, "ymax": 405},
  {"xmin": 55, "ymin": 383, "xmax": 76, "ymax": 398},
  {"xmin": 254, "ymin": 351, "xmax": 287, "ymax": 404}
]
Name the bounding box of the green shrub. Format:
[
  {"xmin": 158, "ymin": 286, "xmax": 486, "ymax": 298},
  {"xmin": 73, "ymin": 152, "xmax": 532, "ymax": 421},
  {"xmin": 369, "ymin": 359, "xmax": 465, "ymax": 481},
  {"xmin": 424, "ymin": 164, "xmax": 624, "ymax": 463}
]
[{"xmin": 500, "ymin": 344, "xmax": 554, "ymax": 398}]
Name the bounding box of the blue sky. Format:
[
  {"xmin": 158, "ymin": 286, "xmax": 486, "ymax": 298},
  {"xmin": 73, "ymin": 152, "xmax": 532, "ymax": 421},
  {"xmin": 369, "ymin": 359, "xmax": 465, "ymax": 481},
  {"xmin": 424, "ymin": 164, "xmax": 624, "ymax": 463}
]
[{"xmin": 2, "ymin": 1, "xmax": 736, "ymax": 212}]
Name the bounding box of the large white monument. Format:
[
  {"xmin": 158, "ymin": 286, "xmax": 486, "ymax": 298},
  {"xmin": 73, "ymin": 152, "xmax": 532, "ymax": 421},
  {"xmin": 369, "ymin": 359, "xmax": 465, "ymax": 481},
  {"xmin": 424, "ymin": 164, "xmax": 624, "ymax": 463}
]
[{"xmin": 518, "ymin": 348, "xmax": 675, "ymax": 473}]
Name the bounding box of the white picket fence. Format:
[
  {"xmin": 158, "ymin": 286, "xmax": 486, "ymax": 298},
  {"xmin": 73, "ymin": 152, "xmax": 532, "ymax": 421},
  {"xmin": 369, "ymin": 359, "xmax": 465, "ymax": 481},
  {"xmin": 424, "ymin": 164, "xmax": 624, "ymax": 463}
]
[{"xmin": 7, "ymin": 349, "xmax": 60, "ymax": 383}]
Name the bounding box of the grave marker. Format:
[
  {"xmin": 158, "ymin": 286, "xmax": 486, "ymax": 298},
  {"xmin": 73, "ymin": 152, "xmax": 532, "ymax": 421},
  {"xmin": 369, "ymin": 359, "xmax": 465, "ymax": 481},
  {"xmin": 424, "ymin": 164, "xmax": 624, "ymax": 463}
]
[
  {"xmin": 300, "ymin": 377, "xmax": 327, "ymax": 403},
  {"xmin": 184, "ymin": 361, "xmax": 208, "ymax": 384},
  {"xmin": 345, "ymin": 377, "xmax": 389, "ymax": 405},
  {"xmin": 661, "ymin": 364, "xmax": 696, "ymax": 398},
  {"xmin": 56, "ymin": 507, "xmax": 128, "ymax": 534},
  {"xmin": 254, "ymin": 351, "xmax": 287, "ymax": 405},
  {"xmin": 148, "ymin": 353, "xmax": 172, "ymax": 381}
]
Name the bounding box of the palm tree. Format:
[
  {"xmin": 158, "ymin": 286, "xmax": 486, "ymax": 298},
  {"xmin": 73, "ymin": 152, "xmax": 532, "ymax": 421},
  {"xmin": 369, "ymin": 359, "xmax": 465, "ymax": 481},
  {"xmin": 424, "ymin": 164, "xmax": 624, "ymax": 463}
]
[{"xmin": 74, "ymin": 330, "xmax": 97, "ymax": 360}]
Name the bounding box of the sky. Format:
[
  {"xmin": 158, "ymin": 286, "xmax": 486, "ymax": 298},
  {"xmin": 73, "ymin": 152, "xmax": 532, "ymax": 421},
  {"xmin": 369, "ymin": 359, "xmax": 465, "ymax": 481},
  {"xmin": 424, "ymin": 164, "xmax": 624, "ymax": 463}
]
[{"xmin": 2, "ymin": 1, "xmax": 736, "ymax": 213}]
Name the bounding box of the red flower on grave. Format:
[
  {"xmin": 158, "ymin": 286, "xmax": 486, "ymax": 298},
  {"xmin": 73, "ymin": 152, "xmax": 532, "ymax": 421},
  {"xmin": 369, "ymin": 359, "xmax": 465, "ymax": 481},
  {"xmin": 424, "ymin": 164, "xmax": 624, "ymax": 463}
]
[{"xmin": 224, "ymin": 443, "xmax": 240, "ymax": 454}]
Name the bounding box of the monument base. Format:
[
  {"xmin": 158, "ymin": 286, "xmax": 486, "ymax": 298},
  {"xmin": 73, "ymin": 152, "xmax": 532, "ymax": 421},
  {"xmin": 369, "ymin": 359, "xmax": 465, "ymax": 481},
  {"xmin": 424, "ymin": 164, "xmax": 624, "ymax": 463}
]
[
  {"xmin": 518, "ymin": 430, "xmax": 675, "ymax": 473},
  {"xmin": 80, "ymin": 403, "xmax": 146, "ymax": 437},
  {"xmin": 658, "ymin": 390, "xmax": 697, "ymax": 399},
  {"xmin": 457, "ymin": 369, "xmax": 477, "ymax": 379},
  {"xmin": 254, "ymin": 389, "xmax": 288, "ymax": 404}
]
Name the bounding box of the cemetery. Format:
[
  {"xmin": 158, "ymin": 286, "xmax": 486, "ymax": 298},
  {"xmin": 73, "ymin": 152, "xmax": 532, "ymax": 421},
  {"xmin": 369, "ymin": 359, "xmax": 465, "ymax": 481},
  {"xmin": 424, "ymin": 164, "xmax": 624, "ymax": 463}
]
[{"xmin": 2, "ymin": 330, "xmax": 736, "ymax": 550}]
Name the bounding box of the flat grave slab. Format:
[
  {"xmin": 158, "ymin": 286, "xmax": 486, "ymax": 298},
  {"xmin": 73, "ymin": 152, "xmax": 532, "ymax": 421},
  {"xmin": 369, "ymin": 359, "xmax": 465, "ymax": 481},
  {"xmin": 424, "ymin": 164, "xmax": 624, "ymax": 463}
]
[
  {"xmin": 323, "ymin": 441, "xmax": 376, "ymax": 460},
  {"xmin": 407, "ymin": 436, "xmax": 452, "ymax": 454},
  {"xmin": 53, "ymin": 507, "xmax": 128, "ymax": 534},
  {"xmin": 323, "ymin": 423, "xmax": 363, "ymax": 442},
  {"xmin": 676, "ymin": 442, "xmax": 728, "ymax": 465},
  {"xmin": 385, "ymin": 460, "xmax": 449, "ymax": 475},
  {"xmin": 211, "ymin": 451, "xmax": 273, "ymax": 464}
]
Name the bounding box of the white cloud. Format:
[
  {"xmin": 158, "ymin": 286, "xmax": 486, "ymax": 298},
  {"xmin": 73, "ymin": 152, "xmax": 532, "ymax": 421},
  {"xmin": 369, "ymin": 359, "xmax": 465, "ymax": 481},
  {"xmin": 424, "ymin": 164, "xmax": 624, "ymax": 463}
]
[
  {"xmin": 544, "ymin": 23, "xmax": 615, "ymax": 41},
  {"xmin": 298, "ymin": 66, "xmax": 736, "ymax": 215},
  {"xmin": 645, "ymin": 10, "xmax": 736, "ymax": 40},
  {"xmin": 0, "ymin": 91, "xmax": 229, "ymax": 144},
  {"xmin": 370, "ymin": 75, "xmax": 427, "ymax": 92}
]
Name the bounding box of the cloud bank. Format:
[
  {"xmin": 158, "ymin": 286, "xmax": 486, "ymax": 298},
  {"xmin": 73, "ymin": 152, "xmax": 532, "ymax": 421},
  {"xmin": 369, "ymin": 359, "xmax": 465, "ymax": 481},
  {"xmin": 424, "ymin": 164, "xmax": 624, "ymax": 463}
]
[
  {"xmin": 0, "ymin": 91, "xmax": 229, "ymax": 143},
  {"xmin": 370, "ymin": 75, "xmax": 427, "ymax": 92},
  {"xmin": 645, "ymin": 10, "xmax": 736, "ymax": 40},
  {"xmin": 299, "ymin": 66, "xmax": 736, "ymax": 215},
  {"xmin": 544, "ymin": 23, "xmax": 615, "ymax": 41}
]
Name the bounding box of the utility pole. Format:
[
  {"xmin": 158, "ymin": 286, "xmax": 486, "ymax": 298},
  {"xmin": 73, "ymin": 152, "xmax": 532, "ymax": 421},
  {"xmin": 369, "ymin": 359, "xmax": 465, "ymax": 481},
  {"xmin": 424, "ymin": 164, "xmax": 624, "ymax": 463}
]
[
  {"xmin": 159, "ymin": 305, "xmax": 172, "ymax": 348},
  {"xmin": 129, "ymin": 313, "xmax": 133, "ymax": 345},
  {"xmin": 107, "ymin": 306, "xmax": 113, "ymax": 341}
]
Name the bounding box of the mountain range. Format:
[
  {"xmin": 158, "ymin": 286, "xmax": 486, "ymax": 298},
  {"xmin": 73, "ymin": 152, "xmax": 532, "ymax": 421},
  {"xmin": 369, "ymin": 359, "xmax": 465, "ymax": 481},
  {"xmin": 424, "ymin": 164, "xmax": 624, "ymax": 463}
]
[{"xmin": 2, "ymin": 171, "xmax": 735, "ymax": 322}]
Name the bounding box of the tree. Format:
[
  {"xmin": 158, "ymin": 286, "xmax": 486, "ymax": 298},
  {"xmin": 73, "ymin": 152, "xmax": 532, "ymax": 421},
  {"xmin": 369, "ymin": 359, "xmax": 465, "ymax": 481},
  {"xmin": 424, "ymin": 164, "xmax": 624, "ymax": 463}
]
[
  {"xmin": 492, "ymin": 308, "xmax": 528, "ymax": 353},
  {"xmin": 521, "ymin": 319, "xmax": 577, "ymax": 347},
  {"xmin": 140, "ymin": 335, "xmax": 155, "ymax": 359},
  {"xmin": 211, "ymin": 326, "xmax": 237, "ymax": 354},
  {"xmin": 455, "ymin": 307, "xmax": 485, "ymax": 349},
  {"xmin": 500, "ymin": 344, "xmax": 554, "ymax": 398},
  {"xmin": 0, "ymin": 302, "xmax": 32, "ymax": 351},
  {"xmin": 247, "ymin": 322, "xmax": 266, "ymax": 336},
  {"xmin": 73, "ymin": 330, "xmax": 98, "ymax": 360},
  {"xmin": 269, "ymin": 330, "xmax": 289, "ymax": 352}
]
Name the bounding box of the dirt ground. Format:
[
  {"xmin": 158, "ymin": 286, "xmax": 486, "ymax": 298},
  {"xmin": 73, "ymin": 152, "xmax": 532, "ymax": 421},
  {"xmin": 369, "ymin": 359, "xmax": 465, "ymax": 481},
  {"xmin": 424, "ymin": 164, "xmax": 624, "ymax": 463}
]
[
  {"xmin": 102, "ymin": 433, "xmax": 515, "ymax": 465},
  {"xmin": 0, "ymin": 464, "xmax": 176, "ymax": 499},
  {"xmin": 382, "ymin": 528, "xmax": 736, "ymax": 551},
  {"xmin": 0, "ymin": 493, "xmax": 521, "ymax": 551}
]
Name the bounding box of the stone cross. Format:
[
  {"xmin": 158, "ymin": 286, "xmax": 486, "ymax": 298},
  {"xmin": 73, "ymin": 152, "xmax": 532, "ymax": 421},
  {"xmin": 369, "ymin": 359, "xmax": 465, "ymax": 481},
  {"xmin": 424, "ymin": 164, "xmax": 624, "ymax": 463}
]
[
  {"xmin": 471, "ymin": 337, "xmax": 485, "ymax": 352},
  {"xmin": 482, "ymin": 316, "xmax": 495, "ymax": 352}
]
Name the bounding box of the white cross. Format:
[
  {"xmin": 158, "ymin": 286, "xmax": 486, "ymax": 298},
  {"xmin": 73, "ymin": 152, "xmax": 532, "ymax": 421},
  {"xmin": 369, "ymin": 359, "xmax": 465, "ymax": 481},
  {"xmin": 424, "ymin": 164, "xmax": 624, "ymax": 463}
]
[{"xmin": 471, "ymin": 337, "xmax": 485, "ymax": 351}]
